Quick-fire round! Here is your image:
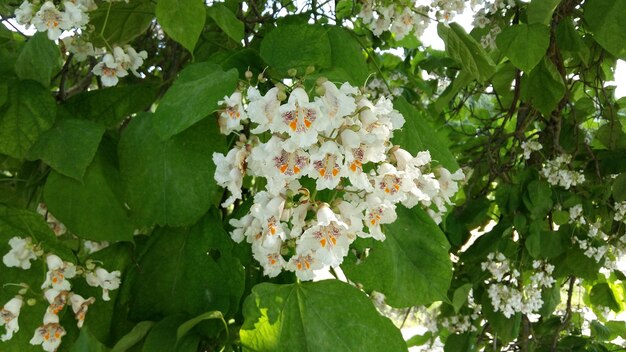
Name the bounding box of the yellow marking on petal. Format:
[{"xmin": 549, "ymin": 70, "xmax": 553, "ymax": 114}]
[
  {"xmin": 305, "ymin": 261, "xmax": 311, "ymax": 269},
  {"xmin": 320, "ymin": 238, "xmax": 327, "ymax": 247},
  {"xmin": 332, "ymin": 168, "xmax": 339, "ymax": 177},
  {"xmin": 269, "ymin": 226, "xmax": 276, "ymax": 235},
  {"xmin": 289, "ymin": 120, "xmax": 297, "ymax": 131},
  {"xmin": 350, "ymin": 163, "xmax": 357, "ymax": 172},
  {"xmin": 279, "ymin": 164, "xmax": 288, "ymax": 173},
  {"xmin": 297, "ymin": 262, "xmax": 303, "ymax": 270},
  {"xmin": 331, "ymin": 237, "xmax": 337, "ymax": 245},
  {"xmin": 384, "ymin": 188, "xmax": 390, "ymax": 193},
  {"xmin": 304, "ymin": 119, "xmax": 312, "ymax": 128},
  {"xmin": 319, "ymin": 168, "xmax": 326, "ymax": 177},
  {"xmin": 293, "ymin": 165, "xmax": 300, "ymax": 174}
]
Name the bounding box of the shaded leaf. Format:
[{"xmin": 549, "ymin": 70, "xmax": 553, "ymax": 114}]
[
  {"xmin": 156, "ymin": 0, "xmax": 205, "ymax": 53},
  {"xmin": 15, "ymin": 32, "xmax": 61, "ymax": 87}
]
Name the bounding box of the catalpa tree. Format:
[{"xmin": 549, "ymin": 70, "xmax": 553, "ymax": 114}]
[{"xmin": 1, "ymin": 0, "xmax": 626, "ymax": 351}]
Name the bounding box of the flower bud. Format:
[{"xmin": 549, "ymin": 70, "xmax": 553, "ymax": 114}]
[
  {"xmin": 305, "ymin": 65, "xmax": 315, "ymax": 74},
  {"xmin": 315, "ymin": 85, "xmax": 326, "ymax": 96},
  {"xmin": 245, "ymin": 70, "xmax": 253, "ymax": 80},
  {"xmin": 287, "ymin": 68, "xmax": 298, "ymax": 77},
  {"xmin": 27, "ymin": 298, "xmax": 36, "ymax": 306},
  {"xmin": 257, "ymin": 73, "xmax": 267, "ymax": 83},
  {"xmin": 277, "ymin": 90, "xmax": 287, "ymax": 101},
  {"xmin": 315, "ymin": 76, "xmax": 328, "ymax": 85}
]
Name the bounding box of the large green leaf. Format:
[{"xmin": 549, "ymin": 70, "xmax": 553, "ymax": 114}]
[
  {"xmin": 207, "ymin": 3, "xmax": 244, "ymax": 43},
  {"xmin": 590, "ymin": 283, "xmax": 621, "ymax": 312},
  {"xmin": 393, "ymin": 97, "xmax": 459, "ymax": 171},
  {"xmin": 496, "ymin": 24, "xmax": 550, "ymax": 72},
  {"xmin": 27, "ymin": 118, "xmax": 105, "ymax": 181},
  {"xmin": 90, "ymin": 0, "xmax": 155, "ymax": 46},
  {"xmin": 260, "ymin": 24, "xmax": 332, "ymax": 75},
  {"xmin": 342, "ymin": 206, "xmax": 452, "ymax": 307},
  {"xmin": 129, "ymin": 211, "xmax": 244, "ymax": 320},
  {"xmin": 613, "ymin": 173, "xmax": 626, "ymax": 202},
  {"xmin": 69, "ymin": 327, "xmax": 109, "ymax": 352},
  {"xmin": 119, "ymin": 113, "xmax": 225, "ymax": 227},
  {"xmin": 152, "ymin": 62, "xmax": 237, "ymax": 139},
  {"xmin": 481, "ymin": 294, "xmax": 521, "ymax": 344},
  {"xmin": 437, "ymin": 22, "xmax": 496, "ymax": 83},
  {"xmin": 62, "ymin": 83, "xmax": 159, "ymax": 129},
  {"xmin": 527, "ymin": 0, "xmax": 561, "ymax": 26},
  {"xmin": 523, "ymin": 179, "xmax": 553, "ymax": 219},
  {"xmin": 43, "ymin": 148, "xmax": 134, "ymax": 242},
  {"xmin": 325, "ymin": 27, "xmax": 369, "ymax": 86},
  {"xmin": 584, "ymin": 0, "xmax": 626, "ymax": 58},
  {"xmin": 14, "ymin": 32, "xmax": 61, "ymax": 87},
  {"xmin": 521, "ymin": 58, "xmax": 565, "ymax": 116},
  {"xmin": 240, "ymin": 280, "xmax": 408, "ymax": 352},
  {"xmin": 0, "ymin": 79, "xmax": 56, "ymax": 159},
  {"xmin": 142, "ymin": 316, "xmax": 200, "ymax": 352},
  {"xmin": 156, "ymin": 0, "xmax": 205, "ymax": 53}
]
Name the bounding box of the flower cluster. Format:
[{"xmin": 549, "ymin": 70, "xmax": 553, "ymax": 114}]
[
  {"xmin": 213, "ymin": 79, "xmax": 464, "ymax": 280},
  {"xmin": 1, "ymin": 237, "xmax": 121, "ymax": 351},
  {"xmin": 15, "ymin": 0, "xmax": 94, "ymax": 40},
  {"xmin": 357, "ymin": 1, "xmax": 429, "ymax": 40},
  {"xmin": 614, "ymin": 201, "xmax": 626, "ymax": 224},
  {"xmin": 14, "ymin": 0, "xmax": 148, "ymax": 87},
  {"xmin": 482, "ymin": 253, "xmax": 555, "ymax": 318},
  {"xmin": 541, "ymin": 154, "xmax": 585, "ymax": 189},
  {"xmin": 520, "ymin": 140, "xmax": 542, "ymax": 160}
]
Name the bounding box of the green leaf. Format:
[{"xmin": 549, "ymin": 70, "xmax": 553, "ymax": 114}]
[
  {"xmin": 523, "ymin": 180, "xmax": 553, "ymax": 219},
  {"xmin": 590, "ymin": 283, "xmax": 621, "ymax": 312},
  {"xmin": 342, "ymin": 206, "xmax": 452, "ymax": 307},
  {"xmin": 393, "ymin": 97, "xmax": 459, "ymax": 171},
  {"xmin": 119, "ymin": 113, "xmax": 225, "ymax": 227},
  {"xmin": 613, "ymin": 173, "xmax": 626, "ymax": 202},
  {"xmin": 325, "ymin": 27, "xmax": 370, "ymax": 86},
  {"xmin": 14, "ymin": 32, "xmax": 61, "ymax": 87},
  {"xmin": 527, "ymin": 0, "xmax": 561, "ymax": 25},
  {"xmin": 142, "ymin": 316, "xmax": 200, "ymax": 352},
  {"xmin": 496, "ymin": 24, "xmax": 550, "ymax": 72},
  {"xmin": 90, "ymin": 0, "xmax": 155, "ymax": 46},
  {"xmin": 70, "ymin": 327, "xmax": 109, "ymax": 352},
  {"xmin": 0, "ymin": 79, "xmax": 56, "ymax": 159},
  {"xmin": 444, "ymin": 333, "xmax": 476, "ymax": 352},
  {"xmin": 434, "ymin": 69, "xmax": 473, "ymax": 113},
  {"xmin": 521, "ymin": 58, "xmax": 565, "ymax": 116},
  {"xmin": 539, "ymin": 284, "xmax": 561, "ymax": 318},
  {"xmin": 207, "ymin": 3, "xmax": 244, "ymax": 43},
  {"xmin": 584, "ymin": 0, "xmax": 626, "ymax": 58},
  {"xmin": 152, "ymin": 62, "xmax": 237, "ymax": 139},
  {"xmin": 591, "ymin": 320, "xmax": 612, "ymax": 341},
  {"xmin": 240, "ymin": 280, "xmax": 408, "ymax": 352},
  {"xmin": 111, "ymin": 321, "xmax": 156, "ymax": 352},
  {"xmin": 177, "ymin": 311, "xmax": 225, "ymax": 341},
  {"xmin": 129, "ymin": 211, "xmax": 244, "ymax": 320},
  {"xmin": 556, "ymin": 20, "xmax": 590, "ymax": 63},
  {"xmin": 156, "ymin": 0, "xmax": 205, "ymax": 53},
  {"xmin": 27, "ymin": 118, "xmax": 105, "ymax": 181},
  {"xmin": 62, "ymin": 83, "xmax": 159, "ymax": 129},
  {"xmin": 260, "ymin": 24, "xmax": 332, "ymax": 75},
  {"xmin": 406, "ymin": 332, "xmax": 432, "ymax": 347},
  {"xmin": 43, "ymin": 148, "xmax": 134, "ymax": 242},
  {"xmin": 452, "ymin": 283, "xmax": 473, "ymax": 313},
  {"xmin": 437, "ymin": 22, "xmax": 496, "ymax": 83}
]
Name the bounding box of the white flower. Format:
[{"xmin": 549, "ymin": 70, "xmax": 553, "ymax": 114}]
[
  {"xmin": 315, "ymin": 81, "xmax": 357, "ymax": 133},
  {"xmin": 438, "ymin": 167, "xmax": 465, "ymax": 201},
  {"xmin": 44, "ymin": 289, "xmax": 69, "ymax": 315},
  {"xmin": 32, "ymin": 1, "xmax": 71, "ymax": 40},
  {"xmin": 213, "ymin": 143, "xmax": 249, "ymax": 207},
  {"xmin": 30, "ymin": 312, "xmax": 66, "ymax": 352},
  {"xmin": 308, "ymin": 141, "xmax": 345, "ymax": 190},
  {"xmin": 69, "ymin": 293, "xmax": 95, "ymax": 328},
  {"xmin": 253, "ymin": 251, "xmax": 286, "ymax": 278},
  {"xmin": 3, "ymin": 236, "xmax": 38, "ymax": 269},
  {"xmin": 63, "ymin": 1, "xmax": 89, "ymax": 27},
  {"xmin": 218, "ymin": 91, "xmax": 247, "ymax": 134},
  {"xmin": 275, "ymin": 88, "xmax": 321, "ymax": 151},
  {"xmin": 390, "ymin": 7, "xmax": 416, "ymax": 40},
  {"xmin": 248, "ymin": 87, "xmax": 280, "ymax": 133},
  {"xmin": 249, "ymin": 193, "xmax": 287, "ymax": 251},
  {"xmin": 83, "ymin": 240, "xmax": 109, "ymax": 254},
  {"xmin": 124, "ymin": 45, "xmax": 147, "ymax": 76},
  {"xmin": 521, "ymin": 140, "xmax": 542, "ymax": 160},
  {"xmin": 1, "ymin": 296, "xmax": 23, "ymax": 341},
  {"xmin": 85, "ymin": 267, "xmax": 121, "ymax": 301},
  {"xmin": 41, "ymin": 254, "xmax": 76, "ymax": 291},
  {"xmin": 569, "ymin": 204, "xmax": 586, "ymax": 224},
  {"xmin": 92, "ymin": 52, "xmax": 128, "ymax": 87},
  {"xmin": 266, "ymin": 137, "xmax": 310, "ymax": 183},
  {"xmin": 286, "ymin": 251, "xmax": 322, "ymax": 281},
  {"xmin": 15, "ymin": 1, "xmax": 34, "ymax": 26},
  {"xmin": 297, "ymin": 206, "xmax": 351, "ymax": 267},
  {"xmin": 373, "ymin": 163, "xmax": 409, "ymax": 203},
  {"xmin": 363, "ymin": 196, "xmax": 397, "ymax": 241}
]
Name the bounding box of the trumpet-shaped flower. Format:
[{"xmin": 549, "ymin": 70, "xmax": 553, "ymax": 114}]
[
  {"xmin": 1, "ymin": 296, "xmax": 23, "ymax": 341},
  {"xmin": 32, "ymin": 1, "xmax": 71, "ymax": 40},
  {"xmin": 41, "ymin": 254, "xmax": 76, "ymax": 291},
  {"xmin": 3, "ymin": 236, "xmax": 38, "ymax": 269},
  {"xmin": 85, "ymin": 267, "xmax": 121, "ymax": 301},
  {"xmin": 30, "ymin": 312, "xmax": 66, "ymax": 352},
  {"xmin": 69, "ymin": 294, "xmax": 95, "ymax": 328}
]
